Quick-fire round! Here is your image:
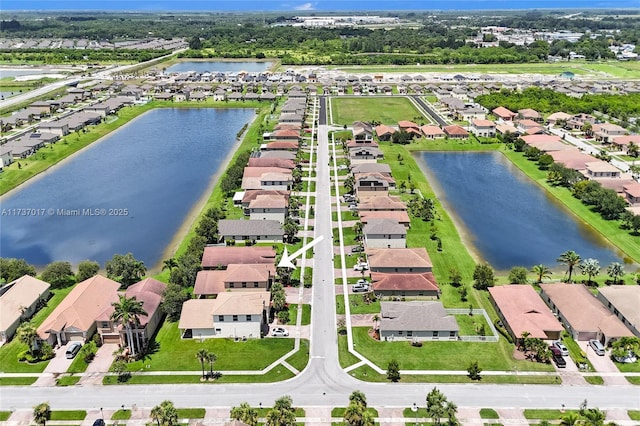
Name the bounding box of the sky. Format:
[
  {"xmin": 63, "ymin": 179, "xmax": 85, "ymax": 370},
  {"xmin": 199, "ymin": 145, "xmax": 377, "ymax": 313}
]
[{"xmin": 2, "ymin": 0, "xmax": 638, "ymax": 11}]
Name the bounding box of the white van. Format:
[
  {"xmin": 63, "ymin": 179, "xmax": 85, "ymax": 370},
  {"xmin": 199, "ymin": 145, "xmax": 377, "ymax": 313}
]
[{"xmin": 589, "ymin": 339, "xmax": 605, "ymax": 356}]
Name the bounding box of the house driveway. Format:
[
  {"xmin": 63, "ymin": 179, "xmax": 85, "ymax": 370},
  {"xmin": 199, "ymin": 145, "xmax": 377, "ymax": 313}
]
[
  {"xmin": 78, "ymin": 343, "xmax": 119, "ymax": 385},
  {"xmin": 32, "ymin": 343, "xmax": 78, "ymax": 386},
  {"xmin": 285, "ymin": 287, "xmax": 311, "ymax": 304},
  {"xmin": 579, "ymin": 341, "xmax": 628, "ymax": 385},
  {"xmin": 555, "ymin": 352, "xmax": 587, "ymax": 385}
]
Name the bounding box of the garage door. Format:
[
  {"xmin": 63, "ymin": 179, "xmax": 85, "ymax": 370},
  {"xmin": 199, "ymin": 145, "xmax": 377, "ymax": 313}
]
[{"xmin": 102, "ymin": 335, "xmax": 121, "ymax": 344}]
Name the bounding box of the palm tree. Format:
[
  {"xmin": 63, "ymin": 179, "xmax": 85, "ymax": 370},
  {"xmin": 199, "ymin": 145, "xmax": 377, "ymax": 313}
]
[
  {"xmin": 162, "ymin": 258, "xmax": 178, "ymax": 273},
  {"xmin": 206, "ymin": 351, "xmax": 217, "ymax": 377},
  {"xmin": 556, "ymin": 250, "xmax": 581, "ymax": 283},
  {"xmin": 579, "ymin": 258, "xmax": 601, "ymax": 285},
  {"xmin": 33, "ymin": 402, "xmax": 50, "ymax": 426},
  {"xmin": 266, "ymin": 396, "xmax": 296, "ymax": 426},
  {"xmin": 150, "ymin": 400, "xmax": 178, "ymax": 426},
  {"xmin": 560, "ymin": 412, "xmax": 580, "ymax": 426},
  {"xmin": 110, "ymin": 294, "xmax": 147, "ymax": 357},
  {"xmin": 353, "ymin": 222, "xmax": 364, "ymax": 241},
  {"xmin": 582, "ymin": 408, "xmax": 606, "ymax": 426},
  {"xmin": 349, "ymin": 390, "xmax": 368, "ymax": 408},
  {"xmin": 371, "ymin": 314, "xmax": 380, "ymax": 331},
  {"xmin": 606, "ymin": 262, "xmax": 624, "ymax": 285},
  {"xmin": 445, "ymin": 401, "xmax": 458, "ymax": 426},
  {"xmin": 17, "ymin": 321, "xmax": 38, "ymax": 357},
  {"xmin": 426, "ymin": 387, "xmax": 446, "ymax": 426},
  {"xmin": 196, "ymin": 348, "xmax": 208, "ymax": 379},
  {"xmin": 230, "ymin": 402, "xmax": 258, "ymax": 426},
  {"xmin": 530, "ymin": 264, "xmax": 552, "ymax": 283}
]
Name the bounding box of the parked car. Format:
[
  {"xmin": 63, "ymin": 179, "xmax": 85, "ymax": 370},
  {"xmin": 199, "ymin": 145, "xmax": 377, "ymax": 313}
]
[
  {"xmin": 353, "ymin": 262, "xmax": 369, "ymax": 271},
  {"xmin": 348, "ymin": 204, "xmax": 358, "ymax": 210},
  {"xmin": 589, "ymin": 339, "xmax": 605, "ymax": 356},
  {"xmin": 552, "ymin": 352, "xmax": 566, "ymax": 368},
  {"xmin": 65, "ymin": 342, "xmax": 82, "ymax": 359},
  {"xmin": 271, "ymin": 327, "xmax": 289, "ymax": 337},
  {"xmin": 352, "ymin": 283, "xmax": 370, "ymax": 293},
  {"xmin": 553, "ymin": 340, "xmax": 569, "ymax": 357},
  {"xmin": 351, "ymin": 245, "xmax": 364, "ymax": 253},
  {"xmin": 356, "ymin": 279, "xmax": 370, "ymax": 286},
  {"xmin": 92, "ymin": 419, "xmax": 105, "ymax": 426}
]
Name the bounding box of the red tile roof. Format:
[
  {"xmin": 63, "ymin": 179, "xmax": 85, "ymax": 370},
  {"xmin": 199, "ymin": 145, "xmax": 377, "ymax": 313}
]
[{"xmin": 371, "ymin": 272, "xmax": 439, "ymax": 292}]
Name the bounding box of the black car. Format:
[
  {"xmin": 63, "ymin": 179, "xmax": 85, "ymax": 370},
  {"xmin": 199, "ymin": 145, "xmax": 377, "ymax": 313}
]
[
  {"xmin": 351, "ymin": 245, "xmax": 364, "ymax": 253},
  {"xmin": 93, "ymin": 420, "xmax": 105, "ymax": 426},
  {"xmin": 552, "ymin": 352, "xmax": 566, "ymax": 368}
]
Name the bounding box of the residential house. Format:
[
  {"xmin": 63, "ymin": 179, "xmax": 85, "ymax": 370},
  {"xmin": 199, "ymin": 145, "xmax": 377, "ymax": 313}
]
[
  {"xmin": 443, "ymin": 125, "xmax": 469, "ymax": 139},
  {"xmin": 350, "ymin": 163, "xmax": 391, "ymax": 175},
  {"xmin": 566, "ymin": 113, "xmax": 596, "ymax": 131},
  {"xmin": 249, "ymin": 194, "xmax": 288, "ymax": 223},
  {"xmin": 516, "ymin": 119, "xmax": 545, "ymax": 135},
  {"xmin": 0, "ymin": 276, "xmax": 51, "ymax": 343},
  {"xmin": 549, "ymin": 150, "xmax": 595, "ymax": 172},
  {"xmin": 355, "ymin": 174, "xmax": 391, "ymax": 197},
  {"xmin": 520, "ymin": 134, "xmax": 572, "ymax": 152},
  {"xmin": 363, "ymin": 219, "xmax": 406, "ymax": 249},
  {"xmin": 375, "ymin": 124, "xmax": 395, "ymax": 141},
  {"xmin": 458, "ymin": 107, "xmax": 486, "ymax": 122},
  {"xmin": 194, "ymin": 264, "xmax": 275, "ymax": 298},
  {"xmin": 540, "ymin": 283, "xmax": 633, "ymax": 345},
  {"xmin": 371, "ymin": 272, "xmax": 439, "ymax": 299},
  {"xmin": 217, "ymin": 219, "xmax": 284, "ymax": 243},
  {"xmin": 398, "ymin": 121, "xmax": 419, "ymax": 133},
  {"xmin": 593, "ymin": 123, "xmax": 627, "ymax": 143},
  {"xmin": 623, "ymin": 182, "xmax": 640, "ymax": 205},
  {"xmin": 518, "ymin": 108, "xmax": 542, "ymax": 122},
  {"xmin": 379, "ymin": 302, "xmax": 458, "ymax": 341},
  {"xmin": 360, "ymin": 211, "xmax": 411, "ymax": 228},
  {"xmin": 0, "ymin": 146, "xmax": 13, "ymax": 167},
  {"xmin": 247, "ymin": 158, "xmax": 296, "ymax": 169},
  {"xmin": 96, "ymin": 278, "xmax": 166, "ymax": 346},
  {"xmin": 470, "ymin": 119, "xmax": 496, "ymax": 138},
  {"xmin": 353, "ymin": 121, "xmax": 374, "ymax": 141},
  {"xmin": 597, "ymin": 286, "xmax": 640, "ymax": 338},
  {"xmin": 201, "ymin": 246, "xmax": 276, "ymax": 270},
  {"xmin": 178, "ymin": 291, "xmax": 270, "ymax": 339},
  {"xmin": 611, "ymin": 135, "xmax": 640, "ymax": 153},
  {"xmin": 492, "ymin": 106, "xmax": 517, "ymax": 121},
  {"xmin": 38, "ymin": 121, "xmax": 70, "ymax": 137},
  {"xmin": 358, "ymin": 196, "xmax": 407, "ymax": 212},
  {"xmin": 546, "ymin": 111, "xmax": 572, "ymax": 126},
  {"xmin": 37, "ymin": 276, "xmax": 121, "ymax": 346},
  {"xmin": 346, "ymin": 140, "xmax": 379, "ymax": 149},
  {"xmin": 349, "ymin": 146, "xmax": 384, "ymax": 164},
  {"xmin": 488, "ymin": 285, "xmax": 564, "ymax": 342},
  {"xmin": 584, "ymin": 161, "xmax": 621, "ymax": 179},
  {"xmin": 420, "ymin": 125, "xmax": 445, "ymax": 139},
  {"xmin": 367, "ymin": 247, "xmax": 432, "ymax": 273}
]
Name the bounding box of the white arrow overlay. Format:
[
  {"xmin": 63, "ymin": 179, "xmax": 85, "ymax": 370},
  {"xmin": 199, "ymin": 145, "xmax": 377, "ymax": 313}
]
[{"xmin": 278, "ymin": 235, "xmax": 325, "ymax": 268}]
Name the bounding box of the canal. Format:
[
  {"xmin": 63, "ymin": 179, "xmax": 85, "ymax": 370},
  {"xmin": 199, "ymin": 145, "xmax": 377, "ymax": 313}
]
[
  {"xmin": 0, "ymin": 108, "xmax": 255, "ymax": 268},
  {"xmin": 417, "ymin": 151, "xmax": 626, "ymax": 272}
]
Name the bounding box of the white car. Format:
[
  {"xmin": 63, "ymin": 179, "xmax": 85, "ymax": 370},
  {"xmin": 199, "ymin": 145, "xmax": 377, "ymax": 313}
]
[
  {"xmin": 352, "ymin": 283, "xmax": 370, "ymax": 293},
  {"xmin": 271, "ymin": 327, "xmax": 289, "ymax": 337},
  {"xmin": 553, "ymin": 340, "xmax": 569, "ymax": 357},
  {"xmin": 353, "ymin": 263, "xmax": 369, "ymax": 271}
]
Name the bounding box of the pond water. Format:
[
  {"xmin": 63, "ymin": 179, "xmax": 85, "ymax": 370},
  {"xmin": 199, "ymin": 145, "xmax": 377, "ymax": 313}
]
[
  {"xmin": 0, "ymin": 68, "xmax": 68, "ymax": 78},
  {"xmin": 0, "ymin": 108, "xmax": 255, "ymax": 268},
  {"xmin": 165, "ymin": 61, "xmax": 272, "ymax": 74},
  {"xmin": 418, "ymin": 151, "xmax": 626, "ymax": 271}
]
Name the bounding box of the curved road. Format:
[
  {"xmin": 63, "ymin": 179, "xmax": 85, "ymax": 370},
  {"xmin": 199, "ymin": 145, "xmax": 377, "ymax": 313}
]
[{"xmin": 1, "ymin": 96, "xmax": 639, "ymax": 414}]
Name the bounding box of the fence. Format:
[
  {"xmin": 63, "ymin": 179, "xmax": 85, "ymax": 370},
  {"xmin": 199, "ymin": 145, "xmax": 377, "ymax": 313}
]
[{"xmin": 445, "ymin": 308, "xmax": 500, "ymax": 343}]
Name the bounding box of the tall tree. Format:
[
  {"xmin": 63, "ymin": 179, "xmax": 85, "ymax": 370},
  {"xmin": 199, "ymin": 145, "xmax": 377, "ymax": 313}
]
[
  {"xmin": 110, "ymin": 294, "xmax": 147, "ymax": 357},
  {"xmin": 206, "ymin": 351, "xmax": 217, "ymax": 377},
  {"xmin": 387, "ymin": 359, "xmax": 401, "ymax": 382},
  {"xmin": 426, "ymin": 387, "xmax": 447, "ymax": 426},
  {"xmin": 17, "ymin": 321, "xmax": 38, "ymax": 357},
  {"xmin": 230, "ymin": 402, "xmax": 258, "ymax": 426},
  {"xmin": 508, "ymin": 266, "xmax": 528, "ymax": 284},
  {"xmin": 161, "ymin": 283, "xmax": 189, "ymax": 321},
  {"xmin": 105, "ymin": 253, "xmax": 146, "ymax": 288},
  {"xmin": 150, "ymin": 400, "xmax": 179, "ymax": 426},
  {"xmin": 76, "ymin": 260, "xmax": 100, "ymax": 282},
  {"xmin": 445, "ymin": 401, "xmax": 458, "ymax": 426},
  {"xmin": 556, "ymin": 250, "xmax": 581, "ymax": 283},
  {"xmin": 582, "ymin": 408, "xmax": 606, "ymax": 426},
  {"xmin": 579, "ymin": 258, "xmax": 601, "ymax": 285},
  {"xmin": 162, "ymin": 258, "xmax": 178, "ymax": 273},
  {"xmin": 41, "ymin": 261, "xmax": 75, "ymax": 288},
  {"xmin": 0, "ymin": 258, "xmax": 37, "ymax": 283},
  {"xmin": 33, "ymin": 402, "xmax": 50, "ymax": 426},
  {"xmin": 606, "ymin": 262, "xmax": 624, "ymax": 285},
  {"xmin": 560, "ymin": 412, "xmax": 580, "ymax": 426},
  {"xmin": 196, "ymin": 348, "xmax": 208, "ymax": 380},
  {"xmin": 472, "ymin": 263, "xmax": 495, "ymax": 290},
  {"xmin": 530, "ymin": 264, "xmax": 551, "ymax": 283},
  {"xmin": 265, "ymin": 396, "xmax": 296, "ymax": 426}
]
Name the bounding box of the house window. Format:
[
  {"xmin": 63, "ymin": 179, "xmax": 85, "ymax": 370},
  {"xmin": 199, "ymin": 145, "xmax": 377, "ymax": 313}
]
[
  {"xmin": 407, "ymin": 331, "xmax": 413, "ymax": 337},
  {"xmin": 246, "ymin": 315, "xmax": 252, "ymax": 321},
  {"xmin": 450, "ymin": 331, "xmax": 456, "ymax": 337},
  {"xmin": 254, "ymin": 282, "xmax": 259, "ymax": 288},
  {"xmin": 218, "ymin": 315, "xmax": 224, "ymax": 322},
  {"xmin": 432, "ymin": 331, "xmax": 438, "ymax": 337},
  {"xmin": 233, "ymin": 315, "xmax": 238, "ymax": 322},
  {"xmin": 398, "ymin": 331, "xmax": 403, "ymax": 336},
  {"xmin": 215, "ymin": 328, "xmax": 221, "ymax": 334},
  {"xmin": 101, "ymin": 322, "xmax": 109, "ymax": 328},
  {"xmin": 229, "ymin": 283, "xmax": 235, "ymax": 288},
  {"xmin": 242, "ymin": 282, "xmax": 247, "ymax": 288}
]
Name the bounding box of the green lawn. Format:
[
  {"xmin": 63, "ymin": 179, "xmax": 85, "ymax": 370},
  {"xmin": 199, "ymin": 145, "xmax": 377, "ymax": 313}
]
[
  {"xmin": 523, "ymin": 409, "xmax": 579, "ymax": 421},
  {"xmin": 628, "ymin": 411, "xmax": 640, "ymax": 421},
  {"xmin": 346, "ymin": 364, "xmax": 558, "ymax": 384},
  {"xmin": 615, "ymin": 360, "xmax": 640, "ymax": 373},
  {"xmin": 480, "ymin": 409, "xmax": 500, "ymax": 419},
  {"xmin": 176, "ymin": 408, "xmax": 205, "ymax": 419},
  {"xmin": 49, "ymin": 411, "xmax": 87, "ymax": 421},
  {"xmin": 351, "ymin": 327, "xmax": 553, "ymax": 371},
  {"xmin": 338, "ymin": 334, "xmax": 361, "ymax": 368},
  {"xmin": 288, "ymin": 304, "xmax": 311, "ymax": 326},
  {"xmin": 585, "ymin": 376, "xmax": 604, "ymax": 385},
  {"xmin": 111, "ymin": 410, "xmax": 131, "ymax": 420},
  {"xmin": 332, "ymin": 407, "xmax": 378, "ymax": 417},
  {"xmin": 121, "ymin": 321, "xmax": 294, "ymax": 372},
  {"xmin": 285, "ymin": 339, "xmax": 309, "ymax": 371},
  {"xmin": 455, "ymin": 314, "xmax": 491, "ymax": 336},
  {"xmin": 330, "ymin": 97, "xmax": 421, "ymax": 126},
  {"xmin": 56, "ymin": 375, "xmax": 81, "ymax": 386},
  {"xmin": 336, "ymin": 294, "xmax": 380, "ymax": 316},
  {"xmin": 0, "ymin": 377, "xmax": 37, "ymax": 385},
  {"xmin": 0, "ymin": 412, "xmax": 11, "ymax": 421},
  {"xmin": 627, "ymin": 376, "xmax": 640, "ymax": 385},
  {"xmin": 103, "ymin": 365, "xmax": 295, "ymax": 384}
]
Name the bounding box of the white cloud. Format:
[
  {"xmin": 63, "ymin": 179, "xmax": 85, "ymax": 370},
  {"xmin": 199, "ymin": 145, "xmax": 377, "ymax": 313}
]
[{"xmin": 294, "ymin": 2, "xmax": 315, "ymax": 10}]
